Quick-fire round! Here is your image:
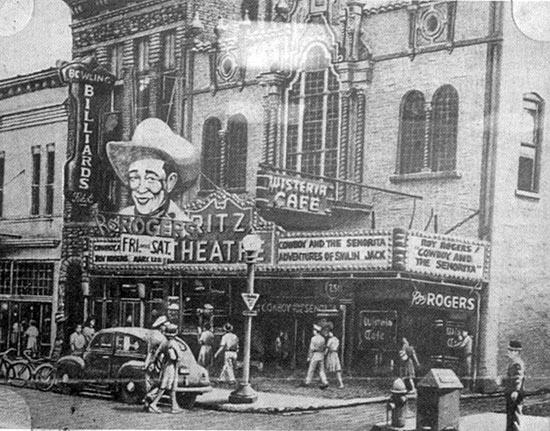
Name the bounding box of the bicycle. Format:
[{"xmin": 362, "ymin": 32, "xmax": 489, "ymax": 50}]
[
  {"xmin": 0, "ymin": 347, "xmax": 17, "ymax": 379},
  {"xmin": 6, "ymin": 350, "xmax": 56, "ymax": 391}
]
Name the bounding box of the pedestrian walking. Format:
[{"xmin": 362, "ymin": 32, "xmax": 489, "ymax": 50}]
[
  {"xmin": 504, "ymin": 340, "xmax": 525, "ymax": 431},
  {"xmin": 69, "ymin": 323, "xmax": 87, "ymax": 356},
  {"xmin": 144, "ymin": 315, "xmax": 170, "ymax": 408},
  {"xmin": 214, "ymin": 323, "xmax": 239, "ymax": 384},
  {"xmin": 274, "ymin": 330, "xmax": 290, "ymax": 369},
  {"xmin": 197, "ymin": 323, "xmax": 214, "ymax": 369},
  {"xmin": 82, "ymin": 318, "xmax": 96, "ymax": 346},
  {"xmin": 304, "ymin": 324, "xmax": 328, "ymax": 389},
  {"xmin": 147, "ymin": 323, "xmax": 184, "ymax": 414},
  {"xmin": 323, "ymin": 322, "xmax": 344, "ymax": 389},
  {"xmin": 456, "ymin": 329, "xmax": 473, "ymax": 387},
  {"xmin": 24, "ymin": 320, "xmax": 39, "ymax": 357},
  {"xmin": 398, "ymin": 337, "xmax": 420, "ymax": 393}
]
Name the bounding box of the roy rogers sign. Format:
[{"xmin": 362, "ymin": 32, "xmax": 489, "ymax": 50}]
[
  {"xmin": 58, "ymin": 57, "xmax": 115, "ymax": 206},
  {"xmin": 93, "ymin": 194, "xmax": 271, "ymax": 265},
  {"xmin": 410, "ymin": 288, "xmax": 478, "ymax": 313},
  {"xmin": 404, "ymin": 231, "xmax": 489, "ymax": 282},
  {"xmin": 256, "ymin": 169, "xmax": 334, "ymax": 215}
]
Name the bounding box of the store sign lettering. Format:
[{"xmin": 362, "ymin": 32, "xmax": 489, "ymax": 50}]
[
  {"xmin": 277, "ymin": 233, "xmax": 391, "ymax": 268},
  {"xmin": 94, "ymin": 212, "xmax": 199, "ymax": 239},
  {"xmin": 406, "ymin": 232, "xmax": 488, "ymax": 281},
  {"xmin": 59, "ymin": 57, "xmax": 115, "ymax": 207},
  {"xmin": 411, "ymin": 290, "xmax": 476, "ymax": 311},
  {"xmin": 358, "ymin": 311, "xmax": 397, "ymax": 349},
  {"xmin": 120, "ymin": 234, "xmax": 175, "ymax": 260},
  {"xmin": 90, "ymin": 239, "xmax": 165, "ymax": 264},
  {"xmin": 181, "ymin": 196, "xmax": 258, "ymax": 264},
  {"xmin": 259, "ymin": 302, "xmax": 338, "ymax": 314},
  {"xmin": 256, "ymin": 170, "xmax": 334, "ymax": 215}
]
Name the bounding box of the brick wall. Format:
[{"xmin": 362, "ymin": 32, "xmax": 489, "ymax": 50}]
[{"xmin": 486, "ymin": 1, "xmax": 550, "ymax": 389}]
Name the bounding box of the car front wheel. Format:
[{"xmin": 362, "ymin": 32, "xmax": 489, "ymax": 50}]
[
  {"xmin": 118, "ymin": 376, "xmax": 147, "ymax": 405},
  {"xmin": 55, "ymin": 365, "xmax": 82, "ymax": 394},
  {"xmin": 176, "ymin": 393, "xmax": 197, "ymax": 409}
]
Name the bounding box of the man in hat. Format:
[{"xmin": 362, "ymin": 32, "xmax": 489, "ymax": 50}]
[
  {"xmin": 214, "ymin": 323, "xmax": 239, "ymax": 384},
  {"xmin": 107, "ymin": 118, "xmax": 200, "ymax": 218},
  {"xmin": 504, "ymin": 340, "xmax": 525, "ymax": 431},
  {"xmin": 304, "ymin": 324, "xmax": 328, "ymax": 389}
]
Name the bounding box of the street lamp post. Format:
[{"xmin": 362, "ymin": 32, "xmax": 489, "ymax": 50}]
[{"xmin": 228, "ymin": 233, "xmax": 262, "ymax": 404}]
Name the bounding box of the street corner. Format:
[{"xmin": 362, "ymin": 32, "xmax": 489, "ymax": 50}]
[{"xmin": 0, "ymin": 386, "xmax": 32, "ymax": 430}]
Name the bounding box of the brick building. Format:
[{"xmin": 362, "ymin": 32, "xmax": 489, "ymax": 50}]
[
  {"xmin": 0, "ymin": 69, "xmax": 68, "ymax": 356},
  {"xmin": 55, "ymin": 0, "xmax": 550, "ymax": 390}
]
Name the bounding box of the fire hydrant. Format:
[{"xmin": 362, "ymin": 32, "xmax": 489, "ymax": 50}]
[{"xmin": 386, "ymin": 378, "xmax": 408, "ymax": 428}]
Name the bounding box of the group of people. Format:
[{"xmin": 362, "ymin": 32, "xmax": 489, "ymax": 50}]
[
  {"xmin": 69, "ymin": 318, "xmax": 96, "ymax": 355},
  {"xmin": 196, "ymin": 322, "xmax": 240, "ymax": 384},
  {"xmin": 304, "ymin": 322, "xmax": 344, "ymax": 389}
]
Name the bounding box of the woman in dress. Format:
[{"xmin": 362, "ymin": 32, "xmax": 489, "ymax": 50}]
[
  {"xmin": 398, "ymin": 337, "xmax": 420, "ymax": 393},
  {"xmin": 25, "ymin": 320, "xmax": 39, "ymax": 357},
  {"xmin": 324, "ymin": 322, "xmax": 344, "ymax": 389}
]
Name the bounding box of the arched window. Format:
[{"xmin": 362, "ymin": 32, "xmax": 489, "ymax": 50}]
[
  {"xmin": 431, "ymin": 85, "xmax": 458, "ymax": 172},
  {"xmin": 226, "ymin": 114, "xmax": 248, "ymax": 190},
  {"xmin": 285, "ymin": 45, "xmax": 340, "ymax": 178},
  {"xmin": 399, "ymin": 91, "xmax": 426, "ymax": 174},
  {"xmin": 201, "ymin": 117, "xmax": 222, "ymax": 190}
]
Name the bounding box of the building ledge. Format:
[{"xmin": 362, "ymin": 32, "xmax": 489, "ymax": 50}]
[
  {"xmin": 1, "ymin": 238, "xmax": 60, "ymax": 249},
  {"xmin": 389, "ymin": 170, "xmax": 462, "ymax": 183},
  {"xmin": 515, "ymin": 189, "xmax": 540, "ymax": 201}
]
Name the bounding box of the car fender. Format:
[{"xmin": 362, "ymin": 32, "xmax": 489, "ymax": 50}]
[
  {"xmin": 57, "ymin": 355, "xmax": 85, "ymax": 371},
  {"xmin": 117, "ymin": 360, "xmax": 146, "ymax": 377}
]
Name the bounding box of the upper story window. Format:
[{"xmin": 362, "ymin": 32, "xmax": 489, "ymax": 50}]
[
  {"xmin": 431, "ymin": 85, "xmax": 458, "ymax": 172},
  {"xmin": 397, "ymin": 85, "xmax": 458, "ymax": 175},
  {"xmin": 108, "ymin": 43, "xmax": 124, "ymax": 79},
  {"xmin": 162, "ymin": 31, "xmax": 177, "ymax": 71},
  {"xmin": 285, "ymin": 45, "xmax": 340, "ymax": 178},
  {"xmin": 160, "ymin": 30, "xmax": 178, "ymax": 129},
  {"xmin": 241, "ymin": 0, "xmax": 259, "ymax": 20},
  {"xmin": 31, "ymin": 146, "xmax": 41, "ymax": 216},
  {"xmin": 135, "ymin": 38, "xmax": 150, "ymax": 73},
  {"xmin": 226, "ymin": 114, "xmax": 248, "ymax": 190},
  {"xmin": 518, "ymin": 93, "xmax": 544, "ymax": 193},
  {"xmin": 399, "ymin": 91, "xmax": 426, "ymax": 174},
  {"xmin": 45, "ymin": 144, "xmax": 55, "ymax": 216},
  {"xmin": 201, "ymin": 117, "xmax": 223, "ymax": 190}
]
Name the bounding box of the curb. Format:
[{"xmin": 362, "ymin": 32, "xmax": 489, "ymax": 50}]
[{"xmin": 195, "ymin": 389, "xmax": 550, "ymax": 414}]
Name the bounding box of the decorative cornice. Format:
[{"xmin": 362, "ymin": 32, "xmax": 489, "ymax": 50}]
[
  {"xmin": 72, "ymin": 2, "xmax": 186, "ymax": 49},
  {"xmin": 0, "ymin": 68, "xmax": 63, "ymax": 101},
  {"xmin": 0, "ymin": 105, "xmax": 67, "ymax": 132},
  {"xmin": 1, "ymin": 238, "xmax": 61, "ymax": 249}
]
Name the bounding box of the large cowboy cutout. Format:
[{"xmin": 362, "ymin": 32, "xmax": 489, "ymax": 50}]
[{"xmin": 107, "ymin": 118, "xmax": 200, "ymax": 220}]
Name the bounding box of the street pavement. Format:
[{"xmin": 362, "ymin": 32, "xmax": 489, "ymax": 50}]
[{"xmin": 1, "ymin": 383, "xmax": 550, "ymax": 430}]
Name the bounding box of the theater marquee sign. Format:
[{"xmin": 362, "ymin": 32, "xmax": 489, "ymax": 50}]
[
  {"xmin": 91, "ymin": 193, "xmax": 275, "ymax": 266},
  {"xmin": 404, "ymin": 231, "xmax": 489, "ymax": 281},
  {"xmin": 277, "ymin": 232, "xmax": 392, "ymax": 269}
]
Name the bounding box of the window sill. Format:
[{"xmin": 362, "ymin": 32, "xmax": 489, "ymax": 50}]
[
  {"xmin": 389, "ymin": 170, "xmax": 462, "ymax": 183},
  {"xmin": 515, "ymin": 189, "xmax": 540, "ymax": 201}
]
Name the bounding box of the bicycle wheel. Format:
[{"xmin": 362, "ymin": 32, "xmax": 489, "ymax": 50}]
[
  {"xmin": 34, "ymin": 363, "xmax": 55, "ymax": 392},
  {"xmin": 7, "ymin": 362, "xmax": 31, "ymax": 388}
]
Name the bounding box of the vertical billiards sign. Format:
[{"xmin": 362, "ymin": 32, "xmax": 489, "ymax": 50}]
[{"xmin": 58, "ymin": 56, "xmax": 115, "ymax": 206}]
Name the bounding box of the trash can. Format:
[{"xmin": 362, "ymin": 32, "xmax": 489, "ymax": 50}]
[{"xmin": 416, "ymin": 368, "xmax": 463, "ymax": 431}]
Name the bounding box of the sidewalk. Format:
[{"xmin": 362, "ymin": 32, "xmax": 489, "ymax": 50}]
[
  {"xmin": 196, "ymin": 386, "xmax": 387, "ymax": 413},
  {"xmin": 0, "ymin": 386, "xmax": 32, "ymax": 430}
]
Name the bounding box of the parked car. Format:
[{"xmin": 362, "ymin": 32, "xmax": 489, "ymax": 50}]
[{"xmin": 56, "ymin": 327, "xmax": 211, "ymax": 408}]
